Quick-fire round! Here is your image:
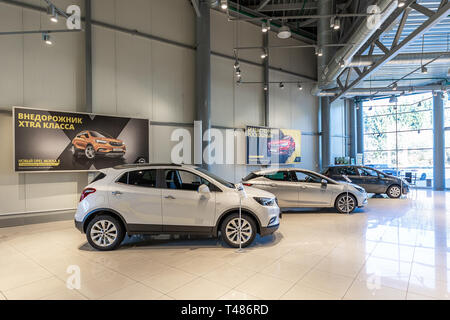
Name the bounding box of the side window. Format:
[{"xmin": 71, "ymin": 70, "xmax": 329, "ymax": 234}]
[
  {"xmin": 264, "ymin": 171, "xmax": 291, "ymax": 181},
  {"xmin": 165, "ymin": 170, "xmax": 216, "ymax": 191},
  {"xmin": 127, "ymin": 170, "xmax": 157, "ymax": 188},
  {"xmin": 359, "ymin": 168, "xmax": 379, "ymax": 177},
  {"xmin": 345, "ymin": 167, "xmax": 359, "ymax": 176},
  {"xmin": 117, "ymin": 172, "xmax": 128, "ymax": 184},
  {"xmin": 295, "ymin": 172, "xmax": 322, "ymax": 183},
  {"xmin": 83, "ymin": 133, "xmax": 89, "ymax": 139}
]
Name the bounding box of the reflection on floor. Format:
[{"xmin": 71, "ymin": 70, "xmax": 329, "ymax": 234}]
[{"xmin": 0, "ymin": 189, "xmax": 449, "ymax": 300}]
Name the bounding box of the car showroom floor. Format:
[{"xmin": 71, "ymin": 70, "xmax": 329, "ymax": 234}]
[{"xmin": 0, "ymin": 189, "xmax": 449, "ymax": 300}]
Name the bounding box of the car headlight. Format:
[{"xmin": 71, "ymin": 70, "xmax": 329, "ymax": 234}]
[
  {"xmin": 96, "ymin": 140, "xmax": 108, "ymax": 144},
  {"xmin": 354, "ymin": 186, "xmax": 365, "ymax": 193},
  {"xmin": 253, "ymin": 197, "xmax": 276, "ymax": 206}
]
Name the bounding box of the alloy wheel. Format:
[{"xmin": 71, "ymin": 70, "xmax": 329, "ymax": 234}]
[
  {"xmin": 90, "ymin": 220, "xmax": 118, "ymax": 247},
  {"xmin": 85, "ymin": 145, "xmax": 95, "ymax": 159},
  {"xmin": 389, "ymin": 186, "xmax": 401, "ymax": 198},
  {"xmin": 337, "ymin": 195, "xmax": 355, "ymax": 213},
  {"xmin": 225, "ymin": 218, "xmax": 253, "ymax": 245}
]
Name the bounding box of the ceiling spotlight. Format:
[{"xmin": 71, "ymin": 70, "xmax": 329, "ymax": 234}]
[
  {"xmin": 339, "ymin": 59, "xmax": 346, "ymax": 68},
  {"xmin": 398, "ymin": 1, "xmax": 406, "ymax": 8},
  {"xmin": 233, "ymin": 60, "xmax": 240, "ymax": 69},
  {"xmin": 333, "ymin": 18, "xmax": 341, "ymax": 30},
  {"xmin": 235, "ymin": 68, "xmax": 241, "ymax": 78},
  {"xmin": 392, "ymin": 82, "xmax": 398, "ymax": 90},
  {"xmin": 220, "ymin": 0, "xmax": 228, "ymax": 10},
  {"xmin": 263, "ymin": 85, "xmax": 268, "ymax": 91},
  {"xmin": 42, "ymin": 32, "xmax": 52, "ymax": 45},
  {"xmin": 315, "ymin": 47, "xmax": 323, "ymax": 57},
  {"xmin": 262, "ymin": 21, "xmax": 270, "ymax": 33},
  {"xmin": 277, "ymin": 25, "xmax": 291, "ymax": 39},
  {"xmin": 47, "ymin": 5, "xmax": 58, "ymax": 23},
  {"xmin": 261, "ymin": 50, "xmax": 268, "ymax": 59},
  {"xmin": 421, "ymin": 65, "xmax": 428, "ymax": 74},
  {"xmin": 279, "ymin": 82, "xmax": 285, "ymax": 89},
  {"xmin": 298, "ymin": 83, "xmax": 303, "ymax": 91}
]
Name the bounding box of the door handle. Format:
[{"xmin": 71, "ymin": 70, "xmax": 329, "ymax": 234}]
[
  {"xmin": 112, "ymin": 191, "xmax": 122, "ymax": 196},
  {"xmin": 164, "ymin": 195, "xmax": 176, "ymax": 200}
]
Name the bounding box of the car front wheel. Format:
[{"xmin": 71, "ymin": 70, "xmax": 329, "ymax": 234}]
[
  {"xmin": 387, "ymin": 185, "xmax": 402, "ymax": 198},
  {"xmin": 335, "ymin": 193, "xmax": 357, "ymax": 214},
  {"xmin": 86, "ymin": 215, "xmax": 125, "ymax": 251},
  {"xmin": 221, "ymin": 213, "xmax": 256, "ymax": 248},
  {"xmin": 85, "ymin": 145, "xmax": 96, "ymax": 159}
]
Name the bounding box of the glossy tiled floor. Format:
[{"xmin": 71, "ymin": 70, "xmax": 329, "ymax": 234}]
[{"xmin": 0, "ymin": 189, "xmax": 449, "ymax": 300}]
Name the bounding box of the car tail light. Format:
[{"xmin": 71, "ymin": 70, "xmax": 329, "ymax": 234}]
[
  {"xmin": 243, "ymin": 183, "xmax": 253, "ymax": 187},
  {"xmin": 80, "ymin": 188, "xmax": 96, "ymax": 202}
]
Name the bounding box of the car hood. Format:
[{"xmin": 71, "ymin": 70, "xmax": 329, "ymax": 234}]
[{"xmin": 238, "ymin": 186, "xmax": 276, "ymax": 199}]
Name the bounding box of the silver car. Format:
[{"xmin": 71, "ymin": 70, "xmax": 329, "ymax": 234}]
[{"xmin": 242, "ymin": 168, "xmax": 368, "ymax": 213}]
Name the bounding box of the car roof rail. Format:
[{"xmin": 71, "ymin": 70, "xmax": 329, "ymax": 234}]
[{"xmin": 113, "ymin": 163, "xmax": 183, "ymax": 170}]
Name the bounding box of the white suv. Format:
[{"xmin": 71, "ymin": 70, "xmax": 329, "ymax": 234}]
[{"xmin": 75, "ymin": 164, "xmax": 281, "ymax": 251}]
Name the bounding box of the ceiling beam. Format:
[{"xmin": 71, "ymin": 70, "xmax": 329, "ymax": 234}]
[
  {"xmin": 256, "ymin": 0, "xmax": 271, "ymax": 11},
  {"xmin": 331, "ymin": 1, "xmax": 450, "ymax": 101},
  {"xmin": 251, "ymin": 2, "xmax": 317, "ymax": 12},
  {"xmin": 190, "ymin": 0, "xmax": 201, "ymax": 18}
]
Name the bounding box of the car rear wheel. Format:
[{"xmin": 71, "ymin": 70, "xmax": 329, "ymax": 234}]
[
  {"xmin": 387, "ymin": 185, "xmax": 402, "ymax": 198},
  {"xmin": 85, "ymin": 145, "xmax": 96, "ymax": 159},
  {"xmin": 221, "ymin": 213, "xmax": 256, "ymax": 248},
  {"xmin": 335, "ymin": 193, "xmax": 357, "ymax": 214},
  {"xmin": 86, "ymin": 215, "xmax": 125, "ymax": 251}
]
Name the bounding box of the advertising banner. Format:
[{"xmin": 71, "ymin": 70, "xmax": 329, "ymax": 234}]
[
  {"xmin": 14, "ymin": 107, "xmax": 149, "ymax": 172},
  {"xmin": 246, "ymin": 126, "xmax": 301, "ymax": 165}
]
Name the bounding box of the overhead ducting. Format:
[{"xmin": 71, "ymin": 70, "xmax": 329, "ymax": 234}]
[
  {"xmin": 319, "ymin": 84, "xmax": 449, "ymax": 97},
  {"xmin": 349, "ymin": 52, "xmax": 450, "ymax": 67}
]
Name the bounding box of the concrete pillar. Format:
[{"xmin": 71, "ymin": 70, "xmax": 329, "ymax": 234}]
[
  {"xmin": 263, "ymin": 32, "xmax": 270, "ymax": 127},
  {"xmin": 318, "ymin": 0, "xmax": 333, "ymax": 169},
  {"xmin": 85, "ymin": 0, "xmax": 92, "ymax": 113},
  {"xmin": 433, "ymin": 92, "xmax": 445, "ymax": 190},
  {"xmin": 356, "ymin": 99, "xmax": 364, "ymax": 156},
  {"xmin": 195, "ymin": 1, "xmax": 211, "ymax": 169},
  {"xmin": 348, "ymin": 98, "xmax": 357, "ymax": 160},
  {"xmin": 321, "ymin": 97, "xmax": 332, "ymax": 168}
]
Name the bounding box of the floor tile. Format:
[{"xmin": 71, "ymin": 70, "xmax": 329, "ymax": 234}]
[
  {"xmin": 235, "ymin": 273, "xmax": 294, "ymax": 300},
  {"xmin": 4, "ymin": 277, "xmax": 66, "ymax": 300},
  {"xmin": 298, "ymin": 269, "xmax": 354, "ymax": 297},
  {"xmin": 281, "ymin": 283, "xmax": 340, "ymax": 300},
  {"xmin": 260, "ymin": 259, "xmax": 312, "ymax": 282},
  {"xmin": 203, "ymin": 264, "xmax": 256, "ymax": 288},
  {"xmin": 101, "ymin": 283, "xmax": 164, "ymax": 300},
  {"xmin": 343, "ymin": 280, "xmax": 406, "ymax": 300},
  {"xmin": 219, "ymin": 289, "xmax": 260, "ymax": 300},
  {"xmin": 141, "ymin": 267, "xmax": 198, "ymax": 294},
  {"xmin": 167, "ymin": 278, "xmax": 230, "ymax": 300}
]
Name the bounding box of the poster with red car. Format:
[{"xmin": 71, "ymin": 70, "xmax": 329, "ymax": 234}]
[
  {"xmin": 13, "ymin": 107, "xmax": 149, "ymax": 172},
  {"xmin": 246, "ymin": 126, "xmax": 301, "ymax": 165}
]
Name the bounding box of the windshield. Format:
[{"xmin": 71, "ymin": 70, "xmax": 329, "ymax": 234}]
[
  {"xmin": 195, "ymin": 167, "xmax": 235, "ymax": 189},
  {"xmin": 90, "ymin": 131, "xmax": 112, "ymax": 138}
]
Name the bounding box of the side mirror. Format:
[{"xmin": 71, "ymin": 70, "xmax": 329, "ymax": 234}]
[
  {"xmin": 198, "ymin": 184, "xmax": 211, "ymax": 197},
  {"xmin": 321, "ymin": 179, "xmax": 328, "ymax": 187}
]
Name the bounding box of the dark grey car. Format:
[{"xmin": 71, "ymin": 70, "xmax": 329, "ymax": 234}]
[{"xmin": 323, "ymin": 165, "xmax": 409, "ymax": 198}]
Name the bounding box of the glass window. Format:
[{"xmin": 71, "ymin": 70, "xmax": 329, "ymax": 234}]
[
  {"xmin": 128, "ymin": 170, "xmax": 157, "ymax": 188},
  {"xmin": 334, "ymin": 166, "xmax": 359, "ymax": 176},
  {"xmin": 359, "ymin": 168, "xmax": 379, "ymax": 177},
  {"xmin": 363, "ymin": 92, "xmax": 434, "ymax": 188},
  {"xmin": 165, "ymin": 170, "xmax": 214, "ymax": 191},
  {"xmin": 294, "ymin": 171, "xmax": 322, "ymax": 183},
  {"xmin": 264, "ymin": 171, "xmax": 291, "ymax": 181},
  {"xmin": 91, "ymin": 172, "xmax": 106, "ymax": 183}
]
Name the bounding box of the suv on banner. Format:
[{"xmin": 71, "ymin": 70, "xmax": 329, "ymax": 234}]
[{"xmin": 71, "ymin": 130, "xmax": 126, "ymax": 159}]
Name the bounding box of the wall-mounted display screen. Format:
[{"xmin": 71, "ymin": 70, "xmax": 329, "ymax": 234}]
[
  {"xmin": 13, "ymin": 107, "xmax": 149, "ymax": 172},
  {"xmin": 246, "ymin": 125, "xmax": 301, "ymax": 165}
]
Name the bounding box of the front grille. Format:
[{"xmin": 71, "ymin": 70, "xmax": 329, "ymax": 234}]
[{"xmin": 110, "ymin": 142, "xmax": 122, "ymax": 147}]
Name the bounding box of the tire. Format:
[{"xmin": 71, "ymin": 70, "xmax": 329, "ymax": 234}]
[
  {"xmin": 86, "ymin": 215, "xmax": 125, "ymax": 251},
  {"xmin": 85, "ymin": 144, "xmax": 96, "ymax": 159},
  {"xmin": 220, "ymin": 213, "xmax": 257, "ymax": 248},
  {"xmin": 387, "ymin": 185, "xmax": 402, "ymax": 199},
  {"xmin": 335, "ymin": 193, "xmax": 357, "ymax": 214}
]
